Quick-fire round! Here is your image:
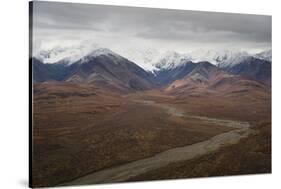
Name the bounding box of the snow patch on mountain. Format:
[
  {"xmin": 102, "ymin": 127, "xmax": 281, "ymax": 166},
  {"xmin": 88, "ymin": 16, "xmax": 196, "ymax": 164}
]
[
  {"xmin": 35, "ymin": 43, "xmax": 100, "ymax": 64},
  {"xmin": 117, "ymin": 48, "xmax": 161, "ymax": 72},
  {"xmin": 254, "ymin": 49, "xmax": 272, "ymax": 62},
  {"xmin": 80, "ymin": 48, "xmax": 124, "ymax": 64},
  {"xmin": 87, "ymin": 48, "xmax": 120, "ymax": 58},
  {"xmin": 153, "ymin": 51, "xmax": 192, "ymax": 70},
  {"xmin": 189, "ymin": 49, "xmax": 251, "ymax": 68},
  {"xmin": 34, "ymin": 42, "xmax": 272, "ymax": 73},
  {"xmin": 189, "ymin": 49, "xmax": 272, "ymax": 68}
]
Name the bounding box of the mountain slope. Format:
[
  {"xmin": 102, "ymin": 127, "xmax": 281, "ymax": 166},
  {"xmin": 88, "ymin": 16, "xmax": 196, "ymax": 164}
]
[
  {"xmin": 33, "ymin": 48, "xmax": 155, "ymax": 92},
  {"xmin": 32, "ymin": 58, "xmax": 67, "ymax": 82},
  {"xmin": 153, "ymin": 61, "xmax": 196, "ymax": 85},
  {"xmin": 153, "ymin": 51, "xmax": 192, "ymax": 70},
  {"xmin": 32, "ymin": 58, "xmax": 81, "ymax": 82},
  {"xmin": 190, "ymin": 49, "xmax": 250, "ymax": 67},
  {"xmin": 254, "ymin": 50, "xmax": 272, "ymax": 62},
  {"xmin": 35, "ymin": 43, "xmax": 100, "ymax": 65},
  {"xmin": 222, "ymin": 57, "xmax": 271, "ymax": 86},
  {"xmin": 33, "ymin": 48, "xmax": 272, "ymax": 91},
  {"xmin": 152, "ymin": 49, "xmax": 271, "ymax": 87},
  {"xmin": 165, "ymin": 62, "xmax": 228, "ymax": 92},
  {"xmin": 164, "ymin": 61, "xmax": 267, "ymax": 97}
]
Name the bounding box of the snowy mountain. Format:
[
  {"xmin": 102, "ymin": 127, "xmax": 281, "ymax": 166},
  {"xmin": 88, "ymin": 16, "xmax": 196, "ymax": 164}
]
[
  {"xmin": 189, "ymin": 49, "xmax": 251, "ymax": 68},
  {"xmin": 223, "ymin": 56, "xmax": 271, "ymax": 85},
  {"xmin": 35, "ymin": 43, "xmax": 100, "ymax": 64},
  {"xmin": 33, "ymin": 46, "xmax": 272, "ymax": 87},
  {"xmin": 33, "ymin": 48, "xmax": 155, "ymax": 91},
  {"xmin": 34, "ymin": 43, "xmax": 272, "ymax": 86},
  {"xmin": 79, "ymin": 48, "xmax": 125, "ymax": 64},
  {"xmin": 143, "ymin": 49, "xmax": 270, "ymax": 71},
  {"xmin": 189, "ymin": 49, "xmax": 272, "ymax": 68},
  {"xmin": 153, "ymin": 51, "xmax": 192, "ymax": 70},
  {"xmin": 187, "ymin": 49, "xmax": 271, "ymax": 85},
  {"xmin": 118, "ymin": 48, "xmax": 161, "ymax": 72},
  {"xmin": 254, "ymin": 49, "xmax": 272, "ymax": 62}
]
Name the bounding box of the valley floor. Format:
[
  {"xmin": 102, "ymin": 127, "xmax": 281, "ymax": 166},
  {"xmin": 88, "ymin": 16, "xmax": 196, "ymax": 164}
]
[
  {"xmin": 129, "ymin": 121, "xmax": 271, "ymax": 181},
  {"xmin": 32, "ymin": 82, "xmax": 271, "ymax": 187},
  {"xmin": 61, "ymin": 100, "xmax": 253, "ymax": 186}
]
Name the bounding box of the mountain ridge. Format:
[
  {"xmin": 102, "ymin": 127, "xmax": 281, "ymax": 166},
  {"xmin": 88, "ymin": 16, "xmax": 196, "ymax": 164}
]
[
  {"xmin": 35, "ymin": 46, "xmax": 271, "ymax": 71},
  {"xmin": 33, "ymin": 48, "xmax": 272, "ymax": 91},
  {"xmin": 32, "ymin": 49, "xmax": 155, "ymax": 92}
]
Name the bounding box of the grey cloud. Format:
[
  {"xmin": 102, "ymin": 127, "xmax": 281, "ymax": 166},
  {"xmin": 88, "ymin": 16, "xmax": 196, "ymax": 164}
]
[{"xmin": 32, "ymin": 1, "xmax": 272, "ymax": 52}]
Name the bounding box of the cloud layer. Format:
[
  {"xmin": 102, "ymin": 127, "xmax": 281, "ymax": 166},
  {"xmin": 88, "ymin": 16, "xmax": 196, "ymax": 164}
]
[{"xmin": 32, "ymin": 1, "xmax": 272, "ymax": 54}]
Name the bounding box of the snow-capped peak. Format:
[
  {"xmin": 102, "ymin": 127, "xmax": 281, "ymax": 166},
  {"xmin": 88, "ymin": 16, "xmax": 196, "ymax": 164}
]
[
  {"xmin": 117, "ymin": 48, "xmax": 161, "ymax": 72},
  {"xmin": 87, "ymin": 48, "xmax": 117, "ymax": 57},
  {"xmin": 153, "ymin": 51, "xmax": 192, "ymax": 70},
  {"xmin": 189, "ymin": 49, "xmax": 250, "ymax": 68},
  {"xmin": 79, "ymin": 48, "xmax": 124, "ymax": 64},
  {"xmin": 254, "ymin": 49, "xmax": 272, "ymax": 62},
  {"xmin": 34, "ymin": 43, "xmax": 100, "ymax": 65},
  {"xmin": 34, "ymin": 41, "xmax": 272, "ymax": 72}
]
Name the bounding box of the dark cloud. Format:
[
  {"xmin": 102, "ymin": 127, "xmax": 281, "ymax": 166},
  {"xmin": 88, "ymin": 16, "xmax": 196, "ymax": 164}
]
[{"xmin": 32, "ymin": 1, "xmax": 271, "ymax": 52}]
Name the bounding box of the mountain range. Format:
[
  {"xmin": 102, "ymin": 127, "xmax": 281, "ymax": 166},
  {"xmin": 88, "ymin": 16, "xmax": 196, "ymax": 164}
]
[
  {"xmin": 35, "ymin": 46, "xmax": 271, "ymax": 69},
  {"xmin": 32, "ymin": 47, "xmax": 271, "ymax": 93}
]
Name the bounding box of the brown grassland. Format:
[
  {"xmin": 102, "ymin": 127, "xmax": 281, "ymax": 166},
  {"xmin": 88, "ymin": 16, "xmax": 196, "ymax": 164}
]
[{"xmin": 32, "ymin": 81, "xmax": 271, "ymax": 187}]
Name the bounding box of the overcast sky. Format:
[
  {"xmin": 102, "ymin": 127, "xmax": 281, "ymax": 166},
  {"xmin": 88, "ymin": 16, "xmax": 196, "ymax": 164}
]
[{"xmin": 32, "ymin": 1, "xmax": 272, "ymax": 55}]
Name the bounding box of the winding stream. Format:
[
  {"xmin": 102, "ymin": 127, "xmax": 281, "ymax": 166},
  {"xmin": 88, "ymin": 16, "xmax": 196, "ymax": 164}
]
[{"xmin": 61, "ymin": 100, "xmax": 252, "ymax": 186}]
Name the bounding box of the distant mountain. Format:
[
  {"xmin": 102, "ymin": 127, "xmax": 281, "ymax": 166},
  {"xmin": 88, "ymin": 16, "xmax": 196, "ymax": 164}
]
[
  {"xmin": 33, "ymin": 47, "xmax": 272, "ymax": 90},
  {"xmin": 119, "ymin": 48, "xmax": 161, "ymax": 72},
  {"xmin": 151, "ymin": 49, "xmax": 271, "ymax": 86},
  {"xmin": 189, "ymin": 49, "xmax": 271, "ymax": 66},
  {"xmin": 148, "ymin": 51, "xmax": 194, "ymax": 85},
  {"xmin": 164, "ymin": 61, "xmax": 268, "ymax": 96},
  {"xmin": 32, "ymin": 58, "xmax": 74, "ymax": 82},
  {"xmin": 189, "ymin": 49, "xmax": 251, "ymax": 67},
  {"xmin": 66, "ymin": 48, "xmax": 155, "ymax": 91},
  {"xmin": 153, "ymin": 51, "xmax": 192, "ymax": 70},
  {"xmin": 165, "ymin": 62, "xmax": 229, "ymax": 92},
  {"xmin": 35, "ymin": 42, "xmax": 100, "ymax": 65},
  {"xmin": 222, "ymin": 57, "xmax": 271, "ymax": 85},
  {"xmin": 118, "ymin": 49, "xmax": 193, "ymax": 72},
  {"xmin": 33, "ymin": 48, "xmax": 155, "ymax": 92},
  {"xmin": 254, "ymin": 49, "xmax": 272, "ymax": 62},
  {"xmin": 153, "ymin": 61, "xmax": 196, "ymax": 85}
]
